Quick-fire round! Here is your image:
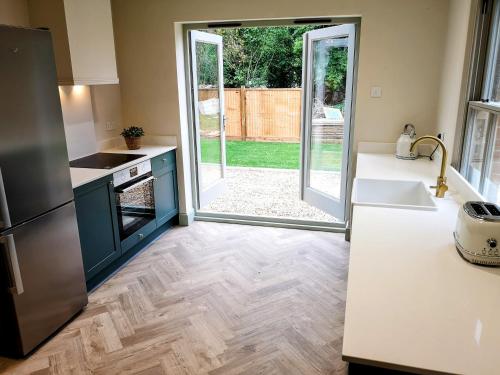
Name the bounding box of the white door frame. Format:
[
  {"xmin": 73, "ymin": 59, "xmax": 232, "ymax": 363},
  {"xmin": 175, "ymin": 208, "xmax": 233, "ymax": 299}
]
[
  {"xmin": 183, "ymin": 19, "xmax": 360, "ymax": 231},
  {"xmin": 300, "ymin": 24, "xmax": 357, "ymax": 222},
  {"xmin": 189, "ymin": 30, "xmax": 227, "ymax": 209}
]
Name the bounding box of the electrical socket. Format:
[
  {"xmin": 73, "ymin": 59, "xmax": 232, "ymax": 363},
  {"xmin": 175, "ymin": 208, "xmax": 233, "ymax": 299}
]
[
  {"xmin": 105, "ymin": 121, "xmax": 115, "ymax": 131},
  {"xmin": 370, "ymin": 86, "xmax": 382, "ymax": 98}
]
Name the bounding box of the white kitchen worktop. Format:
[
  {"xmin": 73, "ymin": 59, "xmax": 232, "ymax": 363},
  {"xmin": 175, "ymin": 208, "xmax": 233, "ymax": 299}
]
[
  {"xmin": 343, "ymin": 151, "xmax": 500, "ymax": 374},
  {"xmin": 70, "ymin": 145, "xmax": 177, "ymax": 188}
]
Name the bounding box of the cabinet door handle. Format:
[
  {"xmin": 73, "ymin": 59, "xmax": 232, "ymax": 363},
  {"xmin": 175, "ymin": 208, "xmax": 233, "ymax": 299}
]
[
  {"xmin": 162, "ymin": 158, "xmax": 167, "ymax": 162},
  {"xmin": 0, "ymin": 168, "xmax": 11, "ymax": 230},
  {"xmin": 1, "ymin": 234, "xmax": 24, "ymax": 295},
  {"xmin": 138, "ymin": 233, "xmax": 144, "ymax": 240}
]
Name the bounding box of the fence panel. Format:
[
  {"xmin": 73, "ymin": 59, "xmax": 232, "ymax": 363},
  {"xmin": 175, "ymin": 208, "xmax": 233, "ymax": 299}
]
[
  {"xmin": 224, "ymin": 89, "xmax": 242, "ymax": 139},
  {"xmin": 245, "ymin": 88, "xmax": 301, "ymax": 142},
  {"xmin": 197, "ymin": 88, "xmax": 303, "ymax": 142}
]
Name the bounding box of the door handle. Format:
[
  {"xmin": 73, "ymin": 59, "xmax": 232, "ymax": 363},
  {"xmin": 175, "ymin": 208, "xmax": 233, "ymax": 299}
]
[
  {"xmin": 1, "ymin": 234, "xmax": 24, "ymax": 295},
  {"xmin": 0, "ymin": 168, "xmax": 11, "ymax": 230},
  {"xmin": 116, "ymin": 175, "xmax": 155, "ymax": 193}
]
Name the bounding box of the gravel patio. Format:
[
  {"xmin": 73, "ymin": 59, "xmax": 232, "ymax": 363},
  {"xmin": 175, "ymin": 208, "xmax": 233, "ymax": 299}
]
[{"xmin": 202, "ymin": 166, "xmax": 340, "ymax": 222}]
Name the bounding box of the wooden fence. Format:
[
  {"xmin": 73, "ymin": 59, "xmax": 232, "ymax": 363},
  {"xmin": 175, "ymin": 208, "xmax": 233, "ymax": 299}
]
[
  {"xmin": 198, "ymin": 87, "xmax": 344, "ymax": 143},
  {"xmin": 199, "ymin": 88, "xmax": 302, "ymax": 142}
]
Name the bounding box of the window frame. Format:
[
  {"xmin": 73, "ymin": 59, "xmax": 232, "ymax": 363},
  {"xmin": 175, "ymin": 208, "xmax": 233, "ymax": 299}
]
[
  {"xmin": 482, "ymin": 0, "xmax": 500, "ymax": 102},
  {"xmin": 460, "ymin": 103, "xmax": 499, "ymax": 193},
  {"xmin": 457, "ymin": 0, "xmax": 500, "ymax": 200}
]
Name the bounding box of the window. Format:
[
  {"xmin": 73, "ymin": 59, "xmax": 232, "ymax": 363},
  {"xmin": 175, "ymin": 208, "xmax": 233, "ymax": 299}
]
[
  {"xmin": 460, "ymin": 0, "xmax": 500, "ymax": 202},
  {"xmin": 485, "ymin": 1, "xmax": 500, "ymax": 103}
]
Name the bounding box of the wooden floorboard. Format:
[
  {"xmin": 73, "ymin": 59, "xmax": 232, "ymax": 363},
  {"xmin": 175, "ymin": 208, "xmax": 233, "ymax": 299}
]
[{"xmin": 0, "ymin": 222, "xmax": 350, "ymax": 374}]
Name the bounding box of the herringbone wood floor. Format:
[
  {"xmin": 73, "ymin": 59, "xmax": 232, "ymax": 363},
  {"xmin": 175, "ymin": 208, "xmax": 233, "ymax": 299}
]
[{"xmin": 0, "ymin": 222, "xmax": 350, "ymax": 374}]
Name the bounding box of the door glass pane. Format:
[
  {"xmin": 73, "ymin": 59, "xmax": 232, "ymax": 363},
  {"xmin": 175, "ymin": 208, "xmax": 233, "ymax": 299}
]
[
  {"xmin": 464, "ymin": 109, "xmax": 491, "ymax": 190},
  {"xmin": 308, "ymin": 37, "xmax": 348, "ymax": 198},
  {"xmin": 196, "ymin": 41, "xmax": 222, "ymax": 190},
  {"xmin": 483, "ymin": 115, "xmax": 500, "ymax": 202}
]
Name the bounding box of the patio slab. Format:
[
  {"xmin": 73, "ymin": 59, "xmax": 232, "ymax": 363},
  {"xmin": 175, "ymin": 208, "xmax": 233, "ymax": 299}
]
[{"xmin": 201, "ymin": 166, "xmax": 340, "ymax": 222}]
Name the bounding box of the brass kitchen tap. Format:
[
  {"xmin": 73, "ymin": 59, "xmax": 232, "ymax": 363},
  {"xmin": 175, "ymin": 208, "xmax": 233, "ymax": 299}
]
[{"xmin": 410, "ymin": 135, "xmax": 448, "ymax": 198}]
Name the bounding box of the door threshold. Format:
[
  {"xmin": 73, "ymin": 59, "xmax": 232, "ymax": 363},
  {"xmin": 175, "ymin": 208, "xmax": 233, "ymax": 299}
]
[{"xmin": 194, "ymin": 212, "xmax": 345, "ymax": 232}]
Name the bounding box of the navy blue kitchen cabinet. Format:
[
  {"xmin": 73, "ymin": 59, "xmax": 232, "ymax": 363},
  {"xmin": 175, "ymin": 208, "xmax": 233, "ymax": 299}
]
[
  {"xmin": 152, "ymin": 151, "xmax": 179, "ymax": 227},
  {"xmin": 74, "ymin": 150, "xmax": 178, "ymax": 291},
  {"xmin": 74, "ymin": 175, "xmax": 121, "ymax": 281}
]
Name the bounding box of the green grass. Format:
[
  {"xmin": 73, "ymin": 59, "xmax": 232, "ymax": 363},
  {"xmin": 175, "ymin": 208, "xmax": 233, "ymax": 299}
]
[{"xmin": 201, "ymin": 139, "xmax": 342, "ymax": 171}]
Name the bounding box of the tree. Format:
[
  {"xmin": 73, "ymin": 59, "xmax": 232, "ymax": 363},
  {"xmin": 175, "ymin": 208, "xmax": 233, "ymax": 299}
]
[
  {"xmin": 212, "ymin": 26, "xmax": 317, "ymax": 89},
  {"xmin": 204, "ymin": 26, "xmax": 347, "ymax": 106},
  {"xmin": 196, "ymin": 43, "xmax": 218, "ymax": 87}
]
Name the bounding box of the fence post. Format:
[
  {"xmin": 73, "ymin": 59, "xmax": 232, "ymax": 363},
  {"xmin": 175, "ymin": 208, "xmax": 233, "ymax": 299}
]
[{"xmin": 240, "ymin": 86, "xmax": 247, "ymax": 141}]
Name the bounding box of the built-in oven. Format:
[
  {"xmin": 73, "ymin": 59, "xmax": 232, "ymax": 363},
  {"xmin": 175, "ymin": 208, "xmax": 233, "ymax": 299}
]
[{"xmin": 113, "ymin": 160, "xmax": 156, "ymax": 241}]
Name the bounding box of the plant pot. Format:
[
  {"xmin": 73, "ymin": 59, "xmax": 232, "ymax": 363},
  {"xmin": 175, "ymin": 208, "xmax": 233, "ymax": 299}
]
[{"xmin": 124, "ymin": 136, "xmax": 141, "ymax": 150}]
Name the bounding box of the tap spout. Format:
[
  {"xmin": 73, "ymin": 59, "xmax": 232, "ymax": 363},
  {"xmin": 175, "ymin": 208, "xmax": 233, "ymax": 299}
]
[{"xmin": 410, "ymin": 135, "xmax": 448, "ymax": 198}]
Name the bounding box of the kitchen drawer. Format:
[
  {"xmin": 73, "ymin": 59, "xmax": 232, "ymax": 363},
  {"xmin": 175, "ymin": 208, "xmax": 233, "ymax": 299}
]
[
  {"xmin": 152, "ymin": 151, "xmax": 176, "ymax": 176},
  {"xmin": 120, "ymin": 220, "xmax": 157, "ymax": 254}
]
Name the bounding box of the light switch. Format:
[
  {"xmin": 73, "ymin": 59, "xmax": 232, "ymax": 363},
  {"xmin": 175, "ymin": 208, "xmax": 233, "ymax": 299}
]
[{"xmin": 370, "ymin": 86, "xmax": 382, "ymax": 98}]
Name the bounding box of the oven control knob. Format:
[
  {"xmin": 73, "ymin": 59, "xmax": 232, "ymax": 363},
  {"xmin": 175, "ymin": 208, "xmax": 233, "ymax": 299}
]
[{"xmin": 487, "ymin": 238, "xmax": 497, "ymax": 248}]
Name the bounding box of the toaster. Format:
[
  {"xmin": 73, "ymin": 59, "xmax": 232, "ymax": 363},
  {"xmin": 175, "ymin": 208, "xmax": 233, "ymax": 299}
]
[{"xmin": 454, "ymin": 201, "xmax": 500, "ymax": 266}]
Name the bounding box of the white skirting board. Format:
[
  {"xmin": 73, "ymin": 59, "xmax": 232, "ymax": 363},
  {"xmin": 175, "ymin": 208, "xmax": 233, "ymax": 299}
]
[{"xmin": 179, "ymin": 209, "xmax": 195, "ymax": 226}]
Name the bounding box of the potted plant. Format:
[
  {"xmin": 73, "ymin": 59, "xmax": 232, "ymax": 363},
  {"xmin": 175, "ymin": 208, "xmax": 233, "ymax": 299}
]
[{"xmin": 121, "ymin": 126, "xmax": 145, "ymax": 150}]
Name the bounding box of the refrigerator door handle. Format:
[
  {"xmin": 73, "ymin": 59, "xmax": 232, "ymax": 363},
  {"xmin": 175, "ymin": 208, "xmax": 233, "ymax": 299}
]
[
  {"xmin": 0, "ymin": 168, "xmax": 11, "ymax": 230},
  {"xmin": 1, "ymin": 234, "xmax": 24, "ymax": 295}
]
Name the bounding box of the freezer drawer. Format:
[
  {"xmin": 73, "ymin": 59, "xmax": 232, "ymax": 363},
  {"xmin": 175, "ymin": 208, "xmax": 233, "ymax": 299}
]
[{"xmin": 0, "ymin": 202, "xmax": 87, "ymax": 356}]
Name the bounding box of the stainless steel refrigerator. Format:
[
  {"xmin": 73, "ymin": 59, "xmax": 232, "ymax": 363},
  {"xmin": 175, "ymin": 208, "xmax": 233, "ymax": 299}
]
[{"xmin": 0, "ymin": 25, "xmax": 87, "ymax": 357}]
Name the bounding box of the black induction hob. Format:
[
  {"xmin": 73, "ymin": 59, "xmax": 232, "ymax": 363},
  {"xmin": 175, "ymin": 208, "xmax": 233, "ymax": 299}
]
[{"xmin": 69, "ymin": 153, "xmax": 146, "ymax": 169}]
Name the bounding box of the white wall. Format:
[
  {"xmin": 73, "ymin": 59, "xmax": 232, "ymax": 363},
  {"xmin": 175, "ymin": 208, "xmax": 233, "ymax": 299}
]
[
  {"xmin": 90, "ymin": 84, "xmax": 124, "ymax": 145},
  {"xmin": 59, "ymin": 85, "xmax": 125, "ymax": 160},
  {"xmin": 436, "ymin": 0, "xmax": 476, "ymax": 158},
  {"xmin": 111, "ymin": 0, "xmax": 455, "ymax": 218},
  {"xmin": 59, "ymin": 86, "xmax": 98, "ymax": 160}
]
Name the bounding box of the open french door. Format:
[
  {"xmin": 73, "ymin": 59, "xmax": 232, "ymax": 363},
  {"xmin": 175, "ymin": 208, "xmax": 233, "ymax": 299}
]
[
  {"xmin": 300, "ymin": 24, "xmax": 356, "ymax": 222},
  {"xmin": 189, "ymin": 30, "xmax": 226, "ymax": 209}
]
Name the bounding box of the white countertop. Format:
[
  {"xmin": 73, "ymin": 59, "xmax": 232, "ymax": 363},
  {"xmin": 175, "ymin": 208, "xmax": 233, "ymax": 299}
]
[
  {"xmin": 343, "ymin": 152, "xmax": 500, "ymax": 374},
  {"xmin": 70, "ymin": 145, "xmax": 177, "ymax": 188}
]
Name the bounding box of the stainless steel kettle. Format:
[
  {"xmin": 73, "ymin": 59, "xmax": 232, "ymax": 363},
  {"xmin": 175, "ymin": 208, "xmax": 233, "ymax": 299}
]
[{"xmin": 396, "ymin": 124, "xmax": 418, "ymax": 160}]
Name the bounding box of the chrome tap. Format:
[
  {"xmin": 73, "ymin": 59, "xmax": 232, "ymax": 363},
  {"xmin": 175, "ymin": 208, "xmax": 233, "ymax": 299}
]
[{"xmin": 410, "ymin": 135, "xmax": 448, "ymax": 198}]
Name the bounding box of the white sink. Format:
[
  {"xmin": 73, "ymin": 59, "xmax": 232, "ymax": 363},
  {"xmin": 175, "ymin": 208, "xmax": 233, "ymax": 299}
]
[{"xmin": 352, "ymin": 178, "xmax": 437, "ymax": 211}]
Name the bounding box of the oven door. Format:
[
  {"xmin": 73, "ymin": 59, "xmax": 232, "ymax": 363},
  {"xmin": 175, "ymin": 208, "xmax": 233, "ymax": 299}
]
[{"xmin": 115, "ymin": 173, "xmax": 156, "ymax": 241}]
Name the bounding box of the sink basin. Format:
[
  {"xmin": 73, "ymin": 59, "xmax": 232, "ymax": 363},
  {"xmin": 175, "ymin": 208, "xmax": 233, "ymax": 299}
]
[{"xmin": 352, "ymin": 178, "xmax": 437, "ymax": 211}]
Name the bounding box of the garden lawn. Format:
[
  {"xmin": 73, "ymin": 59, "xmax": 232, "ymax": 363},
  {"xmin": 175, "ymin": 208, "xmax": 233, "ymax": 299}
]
[{"xmin": 201, "ymin": 139, "xmax": 342, "ymax": 171}]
